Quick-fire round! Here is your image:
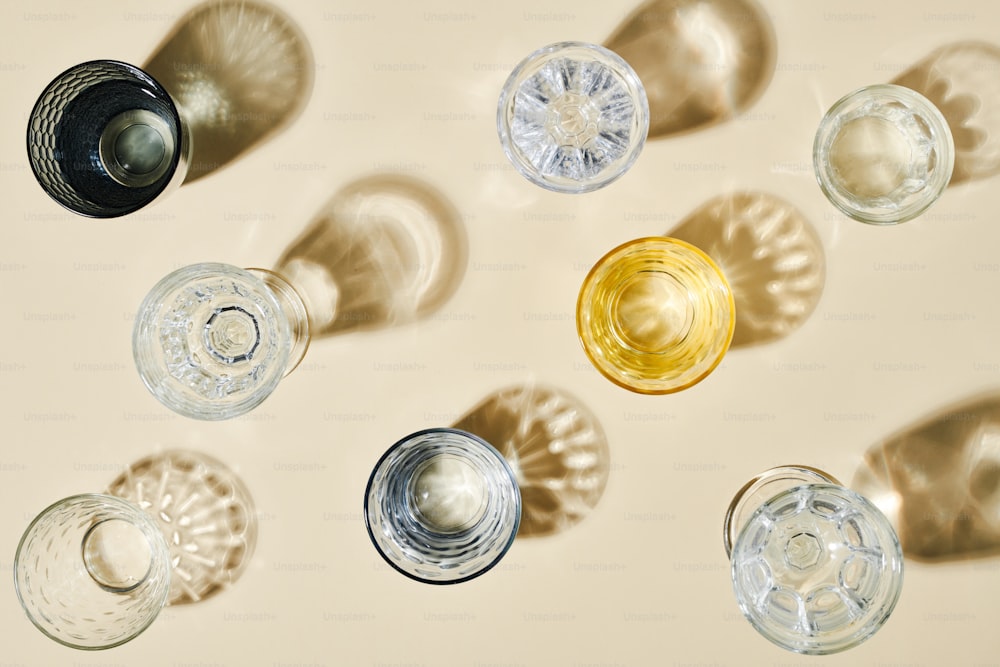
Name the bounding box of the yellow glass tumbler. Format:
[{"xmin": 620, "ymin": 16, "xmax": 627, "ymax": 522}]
[{"xmin": 577, "ymin": 237, "xmax": 735, "ymax": 394}]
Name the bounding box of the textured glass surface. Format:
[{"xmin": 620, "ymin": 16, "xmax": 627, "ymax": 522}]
[
  {"xmin": 365, "ymin": 429, "xmax": 521, "ymax": 584},
  {"xmin": 813, "ymin": 84, "xmax": 954, "ymax": 225},
  {"xmin": 26, "ymin": 60, "xmax": 184, "ymax": 218},
  {"xmin": 14, "ymin": 494, "xmax": 171, "ymax": 650},
  {"xmin": 132, "ymin": 263, "xmax": 291, "ymax": 420},
  {"xmin": 497, "ymin": 42, "xmax": 649, "ymax": 193},
  {"xmin": 577, "ymin": 237, "xmax": 734, "ymax": 394},
  {"xmin": 730, "ymin": 484, "xmax": 903, "ymax": 655}
]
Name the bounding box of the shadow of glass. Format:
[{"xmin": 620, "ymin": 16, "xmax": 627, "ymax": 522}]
[
  {"xmin": 144, "ymin": 0, "xmax": 314, "ymax": 183},
  {"xmin": 668, "ymin": 191, "xmax": 825, "ymax": 348},
  {"xmin": 852, "ymin": 392, "xmax": 1000, "ymax": 563},
  {"xmin": 604, "ymin": 0, "xmax": 776, "ymax": 139},
  {"xmin": 106, "ymin": 449, "xmax": 257, "ymax": 605},
  {"xmin": 451, "ymin": 383, "xmax": 611, "ymax": 538},
  {"xmin": 892, "ymin": 41, "xmax": 1000, "ymax": 185},
  {"xmin": 274, "ymin": 174, "xmax": 468, "ymax": 338}
]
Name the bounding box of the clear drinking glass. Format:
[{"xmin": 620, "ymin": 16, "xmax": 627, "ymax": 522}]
[
  {"xmin": 27, "ymin": 60, "xmax": 189, "ymax": 218},
  {"xmin": 364, "ymin": 428, "xmax": 521, "ymax": 584},
  {"xmin": 724, "ymin": 466, "xmax": 904, "ymax": 655},
  {"xmin": 497, "ymin": 41, "xmax": 649, "ymax": 193},
  {"xmin": 813, "ymin": 84, "xmax": 954, "ymax": 225},
  {"xmin": 14, "ymin": 494, "xmax": 172, "ymax": 650},
  {"xmin": 133, "ymin": 263, "xmax": 310, "ymax": 420},
  {"xmin": 576, "ymin": 237, "xmax": 735, "ymax": 393}
]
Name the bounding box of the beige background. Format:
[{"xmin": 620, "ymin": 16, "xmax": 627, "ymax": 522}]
[{"xmin": 1, "ymin": 0, "xmax": 999, "ymax": 665}]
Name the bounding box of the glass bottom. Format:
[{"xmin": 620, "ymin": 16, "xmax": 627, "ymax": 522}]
[
  {"xmin": 410, "ymin": 455, "xmax": 489, "ymax": 533},
  {"xmin": 82, "ymin": 518, "xmax": 154, "ymax": 592},
  {"xmin": 611, "ymin": 270, "xmax": 694, "ymax": 353},
  {"xmin": 99, "ymin": 109, "xmax": 175, "ymax": 188}
]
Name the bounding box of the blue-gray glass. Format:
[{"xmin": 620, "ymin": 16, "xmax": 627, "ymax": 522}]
[
  {"xmin": 27, "ymin": 60, "xmax": 186, "ymax": 218},
  {"xmin": 364, "ymin": 428, "xmax": 521, "ymax": 584}
]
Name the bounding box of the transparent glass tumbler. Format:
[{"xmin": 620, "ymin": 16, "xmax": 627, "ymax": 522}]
[
  {"xmin": 364, "ymin": 428, "xmax": 521, "ymax": 584},
  {"xmin": 497, "ymin": 41, "xmax": 649, "ymax": 193},
  {"xmin": 813, "ymin": 83, "xmax": 954, "ymax": 225},
  {"xmin": 724, "ymin": 466, "xmax": 904, "ymax": 655},
  {"xmin": 27, "ymin": 60, "xmax": 189, "ymax": 218},
  {"xmin": 133, "ymin": 263, "xmax": 310, "ymax": 420},
  {"xmin": 14, "ymin": 494, "xmax": 172, "ymax": 650},
  {"xmin": 577, "ymin": 237, "xmax": 734, "ymax": 393}
]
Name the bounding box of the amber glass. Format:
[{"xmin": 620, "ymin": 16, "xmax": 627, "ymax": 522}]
[{"xmin": 577, "ymin": 237, "xmax": 734, "ymax": 394}]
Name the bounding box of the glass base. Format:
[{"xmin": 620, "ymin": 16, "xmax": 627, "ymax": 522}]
[{"xmin": 106, "ymin": 450, "xmax": 257, "ymax": 605}]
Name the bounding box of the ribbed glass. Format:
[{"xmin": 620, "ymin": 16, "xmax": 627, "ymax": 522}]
[{"xmin": 365, "ymin": 428, "xmax": 521, "ymax": 584}]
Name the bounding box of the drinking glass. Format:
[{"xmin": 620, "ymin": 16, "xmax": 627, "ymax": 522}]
[
  {"xmin": 724, "ymin": 466, "xmax": 904, "ymax": 654},
  {"xmin": 576, "ymin": 237, "xmax": 734, "ymax": 393},
  {"xmin": 364, "ymin": 428, "xmax": 521, "ymax": 584},
  {"xmin": 27, "ymin": 60, "xmax": 189, "ymax": 218},
  {"xmin": 27, "ymin": 2, "xmax": 311, "ymax": 217},
  {"xmin": 133, "ymin": 263, "xmax": 310, "ymax": 420},
  {"xmin": 497, "ymin": 41, "xmax": 649, "ymax": 193},
  {"xmin": 813, "ymin": 84, "xmax": 954, "ymax": 225},
  {"xmin": 14, "ymin": 494, "xmax": 172, "ymax": 650}
]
